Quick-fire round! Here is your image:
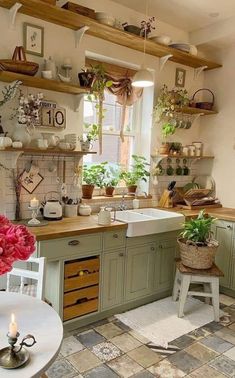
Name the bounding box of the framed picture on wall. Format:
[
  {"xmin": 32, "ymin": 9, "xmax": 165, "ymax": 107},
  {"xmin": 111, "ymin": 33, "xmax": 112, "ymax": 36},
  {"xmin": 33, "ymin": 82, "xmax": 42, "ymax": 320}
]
[
  {"xmin": 20, "ymin": 170, "xmax": 44, "ymax": 194},
  {"xmin": 175, "ymin": 68, "xmax": 186, "ymax": 88},
  {"xmin": 23, "ymin": 23, "xmax": 44, "ymax": 57}
]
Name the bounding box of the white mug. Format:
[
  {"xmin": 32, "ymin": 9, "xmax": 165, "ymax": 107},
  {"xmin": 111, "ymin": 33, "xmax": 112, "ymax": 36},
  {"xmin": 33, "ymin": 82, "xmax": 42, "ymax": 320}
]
[
  {"xmin": 42, "ymin": 133, "xmax": 60, "ymax": 147},
  {"xmin": 37, "ymin": 139, "xmax": 48, "ymax": 150}
]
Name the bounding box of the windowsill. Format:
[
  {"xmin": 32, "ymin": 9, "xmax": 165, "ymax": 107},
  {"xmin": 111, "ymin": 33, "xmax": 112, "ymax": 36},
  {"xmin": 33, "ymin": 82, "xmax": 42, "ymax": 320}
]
[{"xmin": 81, "ymin": 194, "xmax": 152, "ymax": 204}]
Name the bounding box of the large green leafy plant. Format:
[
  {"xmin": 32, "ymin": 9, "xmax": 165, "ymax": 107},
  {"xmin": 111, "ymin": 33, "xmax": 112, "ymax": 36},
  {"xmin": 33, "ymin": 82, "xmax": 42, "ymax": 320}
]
[
  {"xmin": 180, "ymin": 210, "xmax": 216, "ymax": 246},
  {"xmin": 82, "ymin": 162, "xmax": 108, "ymax": 188},
  {"xmin": 120, "ymin": 155, "xmax": 150, "ymax": 186}
]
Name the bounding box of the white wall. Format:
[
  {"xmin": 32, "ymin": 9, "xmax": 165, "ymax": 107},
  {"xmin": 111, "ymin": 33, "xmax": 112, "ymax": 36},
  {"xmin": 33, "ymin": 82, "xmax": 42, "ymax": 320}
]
[{"xmin": 197, "ymin": 45, "xmax": 234, "ymax": 207}]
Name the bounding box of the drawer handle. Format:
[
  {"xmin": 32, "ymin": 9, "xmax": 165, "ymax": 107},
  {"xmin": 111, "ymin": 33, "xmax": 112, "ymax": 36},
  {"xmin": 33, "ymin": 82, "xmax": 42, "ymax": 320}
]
[
  {"xmin": 227, "ymin": 225, "xmax": 232, "ymax": 230},
  {"xmin": 113, "ymin": 234, "xmax": 119, "ymax": 239},
  {"xmin": 68, "ymin": 240, "xmax": 80, "ymax": 246},
  {"xmin": 119, "ymin": 252, "xmax": 124, "ymax": 257}
]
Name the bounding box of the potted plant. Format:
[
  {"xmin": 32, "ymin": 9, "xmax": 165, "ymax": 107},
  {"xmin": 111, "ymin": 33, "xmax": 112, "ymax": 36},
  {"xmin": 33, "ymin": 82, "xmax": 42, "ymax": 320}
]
[
  {"xmin": 178, "ymin": 210, "xmax": 219, "ymax": 269},
  {"xmin": 79, "ymin": 123, "xmax": 99, "ymax": 151},
  {"xmin": 82, "ymin": 162, "xmax": 107, "ymax": 199},
  {"xmin": 78, "ymin": 68, "xmax": 94, "ymax": 88},
  {"xmin": 103, "ymin": 165, "xmax": 120, "ymax": 197},
  {"xmin": 120, "ymin": 155, "xmax": 150, "ymax": 193}
]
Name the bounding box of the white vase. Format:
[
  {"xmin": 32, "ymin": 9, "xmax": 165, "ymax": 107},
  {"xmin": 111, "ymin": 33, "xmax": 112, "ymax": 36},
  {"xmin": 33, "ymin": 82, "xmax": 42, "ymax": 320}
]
[{"xmin": 12, "ymin": 124, "xmax": 31, "ymax": 147}]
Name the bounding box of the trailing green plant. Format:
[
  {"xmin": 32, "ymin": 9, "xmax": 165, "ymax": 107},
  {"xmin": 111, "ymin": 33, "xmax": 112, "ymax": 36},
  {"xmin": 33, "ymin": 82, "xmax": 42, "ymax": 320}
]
[
  {"xmin": 153, "ymin": 84, "xmax": 189, "ymax": 137},
  {"xmin": 179, "ymin": 210, "xmax": 216, "ymax": 246},
  {"xmin": 79, "ymin": 123, "xmax": 99, "ymax": 143},
  {"xmin": 120, "ymin": 155, "xmax": 150, "ymax": 186},
  {"xmin": 82, "ymin": 162, "xmax": 108, "ymax": 188}
]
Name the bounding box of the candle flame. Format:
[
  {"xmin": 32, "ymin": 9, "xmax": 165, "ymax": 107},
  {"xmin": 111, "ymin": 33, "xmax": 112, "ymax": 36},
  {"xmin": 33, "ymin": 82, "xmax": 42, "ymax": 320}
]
[{"xmin": 11, "ymin": 313, "xmax": 15, "ymax": 323}]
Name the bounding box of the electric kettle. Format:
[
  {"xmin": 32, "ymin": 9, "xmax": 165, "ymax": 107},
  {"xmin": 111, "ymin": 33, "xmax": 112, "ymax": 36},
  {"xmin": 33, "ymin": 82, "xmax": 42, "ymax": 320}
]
[{"xmin": 42, "ymin": 191, "xmax": 62, "ymax": 220}]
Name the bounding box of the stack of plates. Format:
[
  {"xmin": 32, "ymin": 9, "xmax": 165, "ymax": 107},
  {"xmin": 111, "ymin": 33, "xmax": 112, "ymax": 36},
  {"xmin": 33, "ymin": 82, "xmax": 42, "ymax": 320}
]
[{"xmin": 169, "ymin": 42, "xmax": 198, "ymax": 56}]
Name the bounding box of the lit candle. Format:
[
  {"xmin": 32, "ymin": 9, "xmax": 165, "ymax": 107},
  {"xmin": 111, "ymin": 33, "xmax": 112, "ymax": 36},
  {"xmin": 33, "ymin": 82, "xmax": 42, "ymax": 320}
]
[
  {"xmin": 9, "ymin": 313, "xmax": 18, "ymax": 338},
  {"xmin": 30, "ymin": 197, "xmax": 39, "ymax": 208}
]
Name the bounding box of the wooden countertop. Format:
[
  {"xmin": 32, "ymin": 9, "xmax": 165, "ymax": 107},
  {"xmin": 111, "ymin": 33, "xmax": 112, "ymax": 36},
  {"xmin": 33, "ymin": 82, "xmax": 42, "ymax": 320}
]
[
  {"xmin": 159, "ymin": 207, "xmax": 235, "ymax": 222},
  {"xmin": 30, "ymin": 215, "xmax": 127, "ymax": 241}
]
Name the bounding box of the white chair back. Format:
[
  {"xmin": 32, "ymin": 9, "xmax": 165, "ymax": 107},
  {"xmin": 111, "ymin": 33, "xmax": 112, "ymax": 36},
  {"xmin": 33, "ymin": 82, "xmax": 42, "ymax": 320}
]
[{"xmin": 6, "ymin": 257, "xmax": 46, "ymax": 300}]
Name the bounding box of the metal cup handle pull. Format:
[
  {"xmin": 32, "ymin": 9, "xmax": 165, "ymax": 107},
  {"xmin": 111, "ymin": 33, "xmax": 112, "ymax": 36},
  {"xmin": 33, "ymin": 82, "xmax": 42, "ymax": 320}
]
[{"xmin": 17, "ymin": 334, "xmax": 37, "ymax": 353}]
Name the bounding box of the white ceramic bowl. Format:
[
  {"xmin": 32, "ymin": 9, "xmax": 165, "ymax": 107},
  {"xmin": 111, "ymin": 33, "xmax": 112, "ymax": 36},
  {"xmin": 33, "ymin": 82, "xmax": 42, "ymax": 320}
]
[
  {"xmin": 149, "ymin": 35, "xmax": 171, "ymax": 46},
  {"xmin": 189, "ymin": 45, "xmax": 198, "ymax": 56},
  {"xmin": 95, "ymin": 12, "xmax": 115, "ymax": 26}
]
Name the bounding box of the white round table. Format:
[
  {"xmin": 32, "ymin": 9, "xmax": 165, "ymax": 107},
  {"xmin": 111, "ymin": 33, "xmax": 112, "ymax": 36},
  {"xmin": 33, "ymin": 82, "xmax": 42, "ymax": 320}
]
[{"xmin": 0, "ymin": 292, "xmax": 63, "ymax": 378}]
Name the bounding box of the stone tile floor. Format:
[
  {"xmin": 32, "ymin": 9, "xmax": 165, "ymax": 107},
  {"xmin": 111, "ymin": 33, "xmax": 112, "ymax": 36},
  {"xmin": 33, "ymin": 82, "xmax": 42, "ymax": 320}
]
[{"xmin": 47, "ymin": 294, "xmax": 235, "ymax": 377}]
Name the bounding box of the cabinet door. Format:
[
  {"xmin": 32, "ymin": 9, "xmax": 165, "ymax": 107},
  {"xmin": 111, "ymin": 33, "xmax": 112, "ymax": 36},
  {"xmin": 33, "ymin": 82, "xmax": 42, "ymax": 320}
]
[
  {"xmin": 154, "ymin": 239, "xmax": 176, "ymax": 292},
  {"xmin": 125, "ymin": 243, "xmax": 155, "ymax": 302},
  {"xmin": 102, "ymin": 250, "xmax": 125, "ymax": 310},
  {"xmin": 230, "ymin": 239, "xmax": 235, "ymax": 291},
  {"xmin": 214, "ymin": 220, "xmax": 233, "ymax": 288}
]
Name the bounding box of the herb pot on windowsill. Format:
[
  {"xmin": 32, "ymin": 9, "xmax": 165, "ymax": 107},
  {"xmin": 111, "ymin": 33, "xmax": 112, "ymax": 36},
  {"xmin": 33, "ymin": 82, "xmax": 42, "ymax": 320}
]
[
  {"xmin": 82, "ymin": 184, "xmax": 95, "ymax": 199},
  {"xmin": 105, "ymin": 186, "xmax": 115, "ymax": 197},
  {"xmin": 127, "ymin": 185, "xmax": 137, "ymax": 194}
]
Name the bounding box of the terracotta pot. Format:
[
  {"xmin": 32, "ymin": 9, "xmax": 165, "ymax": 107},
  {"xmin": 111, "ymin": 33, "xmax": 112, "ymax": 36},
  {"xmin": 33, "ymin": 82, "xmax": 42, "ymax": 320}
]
[
  {"xmin": 159, "ymin": 143, "xmax": 169, "ymax": 155},
  {"xmin": 105, "ymin": 186, "xmax": 115, "ymax": 197},
  {"xmin": 82, "ymin": 184, "xmax": 95, "ymax": 199},
  {"xmin": 127, "ymin": 185, "xmax": 137, "ymax": 194}
]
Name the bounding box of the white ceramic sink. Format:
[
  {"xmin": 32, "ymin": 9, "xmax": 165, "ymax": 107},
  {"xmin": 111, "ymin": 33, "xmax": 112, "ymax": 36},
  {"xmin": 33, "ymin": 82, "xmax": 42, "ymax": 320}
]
[{"xmin": 114, "ymin": 208, "xmax": 184, "ymax": 237}]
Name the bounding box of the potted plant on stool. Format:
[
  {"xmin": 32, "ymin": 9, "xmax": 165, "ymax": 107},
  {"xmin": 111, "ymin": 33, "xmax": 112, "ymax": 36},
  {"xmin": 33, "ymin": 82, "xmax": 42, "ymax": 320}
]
[
  {"xmin": 178, "ymin": 210, "xmax": 219, "ymax": 269},
  {"xmin": 120, "ymin": 155, "xmax": 150, "ymax": 194}
]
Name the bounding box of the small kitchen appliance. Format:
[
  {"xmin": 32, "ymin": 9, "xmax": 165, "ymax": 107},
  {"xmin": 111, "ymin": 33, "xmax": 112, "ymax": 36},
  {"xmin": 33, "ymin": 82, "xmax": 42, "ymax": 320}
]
[{"xmin": 42, "ymin": 191, "xmax": 62, "ymax": 220}]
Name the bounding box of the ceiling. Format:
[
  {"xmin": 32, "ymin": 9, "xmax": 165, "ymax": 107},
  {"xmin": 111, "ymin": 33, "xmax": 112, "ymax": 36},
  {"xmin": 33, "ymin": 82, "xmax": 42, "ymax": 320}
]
[{"xmin": 111, "ymin": 0, "xmax": 235, "ymax": 32}]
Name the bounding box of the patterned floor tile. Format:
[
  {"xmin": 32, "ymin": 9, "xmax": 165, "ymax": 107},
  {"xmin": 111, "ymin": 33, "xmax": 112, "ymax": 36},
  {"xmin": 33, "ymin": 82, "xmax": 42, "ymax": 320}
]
[
  {"xmin": 209, "ymin": 355, "xmax": 235, "ymax": 377},
  {"xmin": 95, "ymin": 322, "xmax": 124, "ymax": 339},
  {"xmin": 148, "ymin": 359, "xmax": 186, "ymax": 378},
  {"xmin": 107, "ymin": 355, "xmax": 143, "ymax": 378},
  {"xmin": 215, "ymin": 327, "xmax": 235, "ymax": 344},
  {"xmin": 75, "ymin": 329, "xmax": 106, "ymax": 348},
  {"xmin": 91, "ymin": 341, "xmax": 122, "ymax": 362},
  {"xmin": 185, "ymin": 342, "xmax": 219, "ymax": 363},
  {"xmin": 60, "ymin": 336, "xmax": 84, "ymax": 357},
  {"xmin": 111, "ymin": 332, "xmax": 142, "ymax": 353},
  {"xmin": 83, "ymin": 364, "xmax": 119, "ymax": 377},
  {"xmin": 203, "ymin": 321, "xmax": 224, "ymax": 333},
  {"xmin": 223, "ymin": 346, "xmax": 235, "ymax": 361},
  {"xmin": 132, "ymin": 370, "xmax": 155, "ymax": 378},
  {"xmin": 188, "ymin": 327, "xmax": 211, "ymax": 341},
  {"xmin": 223, "ymin": 307, "xmax": 235, "ymax": 322},
  {"xmin": 167, "ymin": 350, "xmax": 202, "ymax": 374},
  {"xmin": 188, "ymin": 364, "xmax": 227, "ymax": 377},
  {"xmin": 219, "ymin": 294, "xmax": 235, "ymax": 306},
  {"xmin": 46, "ymin": 358, "xmax": 79, "ymax": 378},
  {"xmin": 67, "ymin": 349, "xmax": 101, "ymax": 373},
  {"xmin": 201, "ymin": 335, "xmax": 234, "ymax": 353},
  {"xmin": 128, "ymin": 330, "xmax": 150, "ymax": 344},
  {"xmin": 219, "ymin": 314, "xmax": 232, "ymax": 326},
  {"xmin": 171, "ymin": 334, "xmax": 195, "ymax": 349},
  {"xmin": 228, "ymin": 323, "xmax": 235, "ymax": 331},
  {"xmin": 127, "ymin": 345, "xmax": 163, "ymax": 368}
]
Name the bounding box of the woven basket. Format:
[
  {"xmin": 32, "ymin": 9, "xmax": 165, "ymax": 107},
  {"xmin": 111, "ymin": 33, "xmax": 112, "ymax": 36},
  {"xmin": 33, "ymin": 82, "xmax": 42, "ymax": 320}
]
[
  {"xmin": 0, "ymin": 46, "xmax": 39, "ymax": 76},
  {"xmin": 178, "ymin": 238, "xmax": 219, "ymax": 269}
]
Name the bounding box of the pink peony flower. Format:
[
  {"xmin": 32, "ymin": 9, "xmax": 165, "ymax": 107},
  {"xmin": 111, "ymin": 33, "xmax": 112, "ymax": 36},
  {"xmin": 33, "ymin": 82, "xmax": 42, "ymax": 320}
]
[{"xmin": 0, "ymin": 216, "xmax": 35, "ymax": 275}]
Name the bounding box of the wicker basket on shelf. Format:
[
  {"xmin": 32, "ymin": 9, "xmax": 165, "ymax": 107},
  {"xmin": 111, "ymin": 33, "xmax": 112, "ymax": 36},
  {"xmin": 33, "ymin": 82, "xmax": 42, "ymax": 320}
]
[
  {"xmin": 190, "ymin": 88, "xmax": 214, "ymax": 110},
  {"xmin": 0, "ymin": 46, "xmax": 39, "ymax": 76}
]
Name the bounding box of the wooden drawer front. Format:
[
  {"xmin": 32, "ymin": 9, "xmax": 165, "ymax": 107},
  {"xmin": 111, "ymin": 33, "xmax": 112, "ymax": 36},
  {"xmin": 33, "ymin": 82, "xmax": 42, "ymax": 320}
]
[
  {"xmin": 64, "ymin": 272, "xmax": 99, "ymax": 292},
  {"xmin": 64, "ymin": 257, "xmax": 100, "ymax": 278},
  {"xmin": 63, "ymin": 298, "xmax": 98, "ymax": 321},
  {"xmin": 64, "ymin": 285, "xmax": 99, "ymax": 307},
  {"xmin": 40, "ymin": 234, "xmax": 102, "ymax": 259},
  {"xmin": 103, "ymin": 230, "xmax": 126, "ymax": 250}
]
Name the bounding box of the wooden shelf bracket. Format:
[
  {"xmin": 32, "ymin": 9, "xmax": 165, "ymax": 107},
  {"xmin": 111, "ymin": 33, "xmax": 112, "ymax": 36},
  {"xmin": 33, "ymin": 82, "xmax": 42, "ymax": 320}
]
[
  {"xmin": 194, "ymin": 65, "xmax": 208, "ymax": 80},
  {"xmin": 9, "ymin": 2, "xmax": 22, "ymax": 29},
  {"xmin": 159, "ymin": 54, "xmax": 173, "ymax": 72},
  {"xmin": 75, "ymin": 26, "xmax": 89, "ymax": 48}
]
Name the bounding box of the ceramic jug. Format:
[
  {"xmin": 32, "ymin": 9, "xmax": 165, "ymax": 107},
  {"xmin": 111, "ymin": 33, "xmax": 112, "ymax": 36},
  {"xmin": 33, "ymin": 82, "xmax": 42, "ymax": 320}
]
[
  {"xmin": 44, "ymin": 57, "xmax": 57, "ymax": 79},
  {"xmin": 98, "ymin": 206, "xmax": 115, "ymax": 226}
]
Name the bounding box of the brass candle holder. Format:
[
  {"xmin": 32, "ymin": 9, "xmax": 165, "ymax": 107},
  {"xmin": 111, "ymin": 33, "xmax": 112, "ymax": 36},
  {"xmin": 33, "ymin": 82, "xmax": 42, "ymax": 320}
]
[{"xmin": 0, "ymin": 332, "xmax": 36, "ymax": 369}]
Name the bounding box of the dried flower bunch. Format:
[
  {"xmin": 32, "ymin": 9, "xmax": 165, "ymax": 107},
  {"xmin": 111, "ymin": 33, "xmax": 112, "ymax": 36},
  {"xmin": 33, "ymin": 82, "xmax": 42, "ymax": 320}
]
[
  {"xmin": 17, "ymin": 92, "xmax": 43, "ymax": 126},
  {"xmin": 0, "ymin": 80, "xmax": 21, "ymax": 108},
  {"xmin": 0, "ymin": 215, "xmax": 35, "ymax": 275},
  {"xmin": 140, "ymin": 16, "xmax": 156, "ymax": 36}
]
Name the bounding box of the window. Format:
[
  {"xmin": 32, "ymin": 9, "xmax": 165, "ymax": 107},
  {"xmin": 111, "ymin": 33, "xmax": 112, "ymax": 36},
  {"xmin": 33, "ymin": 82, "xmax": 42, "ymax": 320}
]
[{"xmin": 83, "ymin": 91, "xmax": 141, "ymax": 171}]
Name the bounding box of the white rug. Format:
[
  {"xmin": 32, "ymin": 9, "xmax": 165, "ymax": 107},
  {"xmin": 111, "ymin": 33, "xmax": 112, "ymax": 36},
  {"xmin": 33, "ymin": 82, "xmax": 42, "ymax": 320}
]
[{"xmin": 116, "ymin": 297, "xmax": 224, "ymax": 348}]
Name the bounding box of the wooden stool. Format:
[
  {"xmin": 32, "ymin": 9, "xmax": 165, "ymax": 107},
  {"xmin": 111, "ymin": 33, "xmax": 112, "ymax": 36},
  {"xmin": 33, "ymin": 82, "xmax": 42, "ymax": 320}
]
[{"xmin": 172, "ymin": 260, "xmax": 224, "ymax": 322}]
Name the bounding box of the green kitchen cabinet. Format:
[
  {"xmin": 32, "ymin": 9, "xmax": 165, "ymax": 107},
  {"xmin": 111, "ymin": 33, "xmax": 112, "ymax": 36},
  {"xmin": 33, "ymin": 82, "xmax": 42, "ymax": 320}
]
[
  {"xmin": 154, "ymin": 238, "xmax": 177, "ymax": 292},
  {"xmin": 125, "ymin": 243, "xmax": 155, "ymax": 302},
  {"xmin": 102, "ymin": 250, "xmax": 125, "ymax": 310},
  {"xmin": 214, "ymin": 220, "xmax": 233, "ymax": 289},
  {"xmin": 229, "ymin": 238, "xmax": 235, "ymax": 291}
]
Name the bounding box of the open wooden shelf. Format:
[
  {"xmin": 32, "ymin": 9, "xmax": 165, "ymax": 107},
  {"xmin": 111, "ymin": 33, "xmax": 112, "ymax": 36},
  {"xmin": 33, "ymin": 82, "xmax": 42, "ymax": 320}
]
[
  {"xmin": 4, "ymin": 147, "xmax": 96, "ymax": 156},
  {"xmin": 0, "ymin": 71, "xmax": 88, "ymax": 95},
  {"xmin": 151, "ymin": 154, "xmax": 214, "ymax": 160},
  {"xmin": 180, "ymin": 107, "xmax": 217, "ymax": 115},
  {"xmin": 0, "ymin": 0, "xmax": 222, "ymax": 70}
]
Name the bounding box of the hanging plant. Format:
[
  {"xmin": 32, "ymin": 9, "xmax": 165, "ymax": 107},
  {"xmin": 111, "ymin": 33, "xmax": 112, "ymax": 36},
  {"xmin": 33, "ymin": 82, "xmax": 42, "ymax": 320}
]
[
  {"xmin": 88, "ymin": 64, "xmax": 113, "ymax": 154},
  {"xmin": 153, "ymin": 84, "xmax": 189, "ymax": 137}
]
